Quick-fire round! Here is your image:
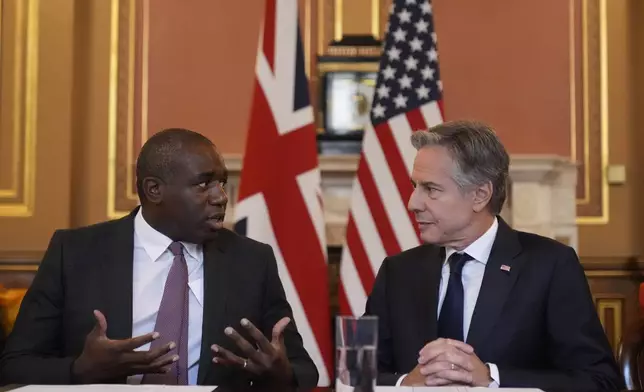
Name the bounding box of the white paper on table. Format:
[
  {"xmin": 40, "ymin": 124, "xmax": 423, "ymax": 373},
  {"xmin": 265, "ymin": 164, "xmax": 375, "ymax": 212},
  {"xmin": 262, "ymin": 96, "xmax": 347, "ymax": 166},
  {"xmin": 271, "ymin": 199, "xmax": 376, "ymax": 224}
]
[
  {"xmin": 411, "ymin": 388, "xmax": 544, "ymax": 392},
  {"xmin": 338, "ymin": 386, "xmax": 544, "ymax": 392},
  {"xmin": 13, "ymin": 386, "xmax": 217, "ymax": 392},
  {"xmin": 14, "ymin": 385, "xmax": 544, "ymax": 392}
]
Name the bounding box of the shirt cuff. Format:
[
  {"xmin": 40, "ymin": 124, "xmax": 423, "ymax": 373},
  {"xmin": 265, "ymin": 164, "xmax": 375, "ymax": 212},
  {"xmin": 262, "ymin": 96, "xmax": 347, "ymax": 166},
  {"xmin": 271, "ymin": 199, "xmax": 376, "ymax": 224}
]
[
  {"xmin": 486, "ymin": 363, "xmax": 500, "ymax": 387},
  {"xmin": 395, "ymin": 374, "xmax": 408, "ymax": 386}
]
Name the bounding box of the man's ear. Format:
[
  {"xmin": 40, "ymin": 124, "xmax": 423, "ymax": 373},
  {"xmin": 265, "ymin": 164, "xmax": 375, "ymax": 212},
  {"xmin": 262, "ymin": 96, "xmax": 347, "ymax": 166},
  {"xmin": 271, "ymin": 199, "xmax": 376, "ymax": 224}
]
[
  {"xmin": 142, "ymin": 177, "xmax": 163, "ymax": 204},
  {"xmin": 472, "ymin": 181, "xmax": 493, "ymax": 213}
]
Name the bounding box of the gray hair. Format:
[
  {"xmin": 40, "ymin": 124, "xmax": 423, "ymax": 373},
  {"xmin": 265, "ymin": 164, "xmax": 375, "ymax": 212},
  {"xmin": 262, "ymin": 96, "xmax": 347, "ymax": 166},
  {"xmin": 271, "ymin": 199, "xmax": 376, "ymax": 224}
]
[{"xmin": 410, "ymin": 120, "xmax": 509, "ymax": 214}]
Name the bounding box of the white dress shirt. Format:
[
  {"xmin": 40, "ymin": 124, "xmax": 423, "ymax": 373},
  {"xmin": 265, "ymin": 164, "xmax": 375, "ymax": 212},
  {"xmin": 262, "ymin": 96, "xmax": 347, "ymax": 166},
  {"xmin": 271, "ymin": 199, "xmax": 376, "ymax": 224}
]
[
  {"xmin": 397, "ymin": 218, "xmax": 501, "ymax": 387},
  {"xmin": 127, "ymin": 209, "xmax": 204, "ymax": 385}
]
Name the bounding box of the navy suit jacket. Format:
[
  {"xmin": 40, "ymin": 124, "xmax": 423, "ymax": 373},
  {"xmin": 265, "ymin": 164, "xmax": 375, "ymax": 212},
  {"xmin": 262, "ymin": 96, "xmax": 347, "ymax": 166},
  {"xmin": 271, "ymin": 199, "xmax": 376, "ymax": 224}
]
[{"xmin": 365, "ymin": 217, "xmax": 622, "ymax": 392}]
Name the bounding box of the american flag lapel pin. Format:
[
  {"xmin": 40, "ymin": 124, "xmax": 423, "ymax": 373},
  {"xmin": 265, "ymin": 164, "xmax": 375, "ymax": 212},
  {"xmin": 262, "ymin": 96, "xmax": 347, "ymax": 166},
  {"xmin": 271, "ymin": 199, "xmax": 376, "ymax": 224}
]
[{"xmin": 500, "ymin": 264, "xmax": 511, "ymax": 272}]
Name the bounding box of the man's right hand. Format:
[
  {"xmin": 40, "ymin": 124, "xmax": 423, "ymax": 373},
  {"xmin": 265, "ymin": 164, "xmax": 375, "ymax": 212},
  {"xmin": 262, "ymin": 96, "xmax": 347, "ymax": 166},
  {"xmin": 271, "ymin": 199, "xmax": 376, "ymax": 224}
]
[{"xmin": 72, "ymin": 310, "xmax": 178, "ymax": 383}]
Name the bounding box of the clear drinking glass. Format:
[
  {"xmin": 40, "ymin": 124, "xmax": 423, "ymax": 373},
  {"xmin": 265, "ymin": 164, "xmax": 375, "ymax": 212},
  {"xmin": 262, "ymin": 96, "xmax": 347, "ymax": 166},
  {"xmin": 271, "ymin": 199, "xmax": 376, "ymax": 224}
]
[{"xmin": 335, "ymin": 315, "xmax": 378, "ymax": 392}]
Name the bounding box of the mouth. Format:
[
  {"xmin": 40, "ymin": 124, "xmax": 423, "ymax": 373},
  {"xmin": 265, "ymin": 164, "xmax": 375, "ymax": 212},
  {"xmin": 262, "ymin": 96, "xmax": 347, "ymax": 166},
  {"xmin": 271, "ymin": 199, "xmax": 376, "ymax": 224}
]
[
  {"xmin": 205, "ymin": 212, "xmax": 226, "ymax": 230},
  {"xmin": 208, "ymin": 212, "xmax": 225, "ymax": 222}
]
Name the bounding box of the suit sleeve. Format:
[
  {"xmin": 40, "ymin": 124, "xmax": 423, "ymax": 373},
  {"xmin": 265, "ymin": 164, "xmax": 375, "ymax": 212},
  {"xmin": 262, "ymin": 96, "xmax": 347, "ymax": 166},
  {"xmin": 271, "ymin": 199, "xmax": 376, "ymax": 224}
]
[
  {"xmin": 256, "ymin": 244, "xmax": 319, "ymax": 389},
  {"xmin": 498, "ymin": 246, "xmax": 623, "ymax": 392},
  {"xmin": 0, "ymin": 230, "xmax": 78, "ymax": 385},
  {"xmin": 364, "ymin": 257, "xmax": 400, "ymax": 386}
]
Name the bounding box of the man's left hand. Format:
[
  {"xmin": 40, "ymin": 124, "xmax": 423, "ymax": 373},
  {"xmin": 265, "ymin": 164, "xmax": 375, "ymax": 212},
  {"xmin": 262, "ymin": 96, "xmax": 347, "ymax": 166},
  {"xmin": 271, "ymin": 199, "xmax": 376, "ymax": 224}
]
[
  {"xmin": 419, "ymin": 340, "xmax": 491, "ymax": 387},
  {"xmin": 211, "ymin": 317, "xmax": 294, "ymax": 385}
]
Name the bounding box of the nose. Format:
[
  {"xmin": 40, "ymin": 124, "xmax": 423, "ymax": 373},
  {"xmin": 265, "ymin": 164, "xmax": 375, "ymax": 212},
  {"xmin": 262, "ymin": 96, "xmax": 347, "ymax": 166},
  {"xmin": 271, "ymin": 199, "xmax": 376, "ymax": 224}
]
[
  {"xmin": 407, "ymin": 186, "xmax": 422, "ymax": 212},
  {"xmin": 209, "ymin": 182, "xmax": 228, "ymax": 205}
]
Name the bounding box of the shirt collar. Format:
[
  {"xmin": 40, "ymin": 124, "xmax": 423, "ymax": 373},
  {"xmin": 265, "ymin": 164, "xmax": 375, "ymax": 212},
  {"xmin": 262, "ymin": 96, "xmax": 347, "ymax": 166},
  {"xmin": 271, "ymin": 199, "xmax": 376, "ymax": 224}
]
[
  {"xmin": 134, "ymin": 208, "xmax": 202, "ymax": 262},
  {"xmin": 445, "ymin": 217, "xmax": 499, "ymax": 265}
]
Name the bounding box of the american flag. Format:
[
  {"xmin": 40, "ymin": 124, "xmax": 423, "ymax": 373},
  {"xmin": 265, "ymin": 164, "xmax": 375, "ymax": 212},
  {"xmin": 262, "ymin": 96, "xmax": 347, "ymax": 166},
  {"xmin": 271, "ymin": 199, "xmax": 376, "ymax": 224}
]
[
  {"xmin": 233, "ymin": 0, "xmax": 331, "ymax": 385},
  {"xmin": 339, "ymin": 0, "xmax": 444, "ymax": 316}
]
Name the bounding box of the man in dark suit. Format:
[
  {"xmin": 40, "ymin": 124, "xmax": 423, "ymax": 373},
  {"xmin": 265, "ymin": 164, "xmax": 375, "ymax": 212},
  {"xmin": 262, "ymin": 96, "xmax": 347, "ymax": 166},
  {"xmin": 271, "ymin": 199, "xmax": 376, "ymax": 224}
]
[
  {"xmin": 0, "ymin": 128, "xmax": 318, "ymax": 389},
  {"xmin": 364, "ymin": 120, "xmax": 622, "ymax": 391}
]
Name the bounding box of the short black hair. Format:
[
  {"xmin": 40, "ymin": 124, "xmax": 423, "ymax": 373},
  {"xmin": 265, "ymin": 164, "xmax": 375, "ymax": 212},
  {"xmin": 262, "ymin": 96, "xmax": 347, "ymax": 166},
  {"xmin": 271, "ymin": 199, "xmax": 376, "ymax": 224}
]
[{"xmin": 135, "ymin": 128, "xmax": 214, "ymax": 202}]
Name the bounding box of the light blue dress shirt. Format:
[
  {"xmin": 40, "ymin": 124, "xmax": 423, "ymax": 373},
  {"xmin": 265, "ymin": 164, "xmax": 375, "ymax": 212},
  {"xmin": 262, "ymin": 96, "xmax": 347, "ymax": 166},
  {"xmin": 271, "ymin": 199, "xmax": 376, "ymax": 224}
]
[{"xmin": 127, "ymin": 209, "xmax": 204, "ymax": 385}]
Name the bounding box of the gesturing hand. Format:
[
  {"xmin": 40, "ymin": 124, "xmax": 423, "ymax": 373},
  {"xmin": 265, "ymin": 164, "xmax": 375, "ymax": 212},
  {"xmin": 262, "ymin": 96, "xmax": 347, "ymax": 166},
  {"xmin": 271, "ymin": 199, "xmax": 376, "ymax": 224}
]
[
  {"xmin": 72, "ymin": 310, "xmax": 178, "ymax": 383},
  {"xmin": 211, "ymin": 317, "xmax": 294, "ymax": 385}
]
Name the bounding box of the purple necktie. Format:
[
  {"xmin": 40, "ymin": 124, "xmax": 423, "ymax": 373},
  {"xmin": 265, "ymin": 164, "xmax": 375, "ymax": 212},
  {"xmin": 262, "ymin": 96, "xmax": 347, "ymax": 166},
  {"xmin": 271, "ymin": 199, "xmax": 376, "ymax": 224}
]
[{"xmin": 142, "ymin": 242, "xmax": 189, "ymax": 385}]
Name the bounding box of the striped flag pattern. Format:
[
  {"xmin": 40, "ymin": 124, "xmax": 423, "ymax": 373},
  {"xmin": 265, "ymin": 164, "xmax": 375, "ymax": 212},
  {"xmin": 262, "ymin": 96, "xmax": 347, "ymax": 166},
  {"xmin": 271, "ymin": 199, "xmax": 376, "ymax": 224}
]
[
  {"xmin": 233, "ymin": 0, "xmax": 332, "ymax": 385},
  {"xmin": 338, "ymin": 0, "xmax": 445, "ymax": 316}
]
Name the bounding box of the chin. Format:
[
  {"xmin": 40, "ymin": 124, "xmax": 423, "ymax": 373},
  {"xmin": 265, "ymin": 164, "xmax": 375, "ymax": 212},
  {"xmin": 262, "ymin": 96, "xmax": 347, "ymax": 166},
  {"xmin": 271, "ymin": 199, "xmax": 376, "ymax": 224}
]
[
  {"xmin": 201, "ymin": 228, "xmax": 220, "ymax": 241},
  {"xmin": 419, "ymin": 227, "xmax": 441, "ymax": 244},
  {"xmin": 420, "ymin": 235, "xmax": 441, "ymax": 245}
]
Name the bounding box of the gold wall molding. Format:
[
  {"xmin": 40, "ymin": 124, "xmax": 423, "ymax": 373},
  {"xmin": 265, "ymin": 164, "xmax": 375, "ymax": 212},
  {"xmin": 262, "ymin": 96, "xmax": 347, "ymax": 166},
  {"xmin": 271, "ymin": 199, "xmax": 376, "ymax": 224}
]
[
  {"xmin": 321, "ymin": 0, "xmax": 383, "ymax": 54},
  {"xmin": 595, "ymin": 297, "xmax": 623, "ymax": 351},
  {"xmin": 107, "ymin": 0, "xmax": 149, "ymax": 219},
  {"xmin": 0, "ymin": 264, "xmax": 38, "ymax": 272},
  {"xmin": 574, "ymin": 0, "xmax": 609, "ymax": 224},
  {"xmin": 0, "ymin": 0, "xmax": 39, "ymax": 217}
]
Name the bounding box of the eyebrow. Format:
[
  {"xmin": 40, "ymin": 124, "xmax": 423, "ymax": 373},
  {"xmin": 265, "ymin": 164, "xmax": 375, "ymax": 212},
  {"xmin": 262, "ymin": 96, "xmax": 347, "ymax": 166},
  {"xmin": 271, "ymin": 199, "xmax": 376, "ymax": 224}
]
[
  {"xmin": 195, "ymin": 169, "xmax": 228, "ymax": 182},
  {"xmin": 412, "ymin": 180, "xmax": 443, "ymax": 189}
]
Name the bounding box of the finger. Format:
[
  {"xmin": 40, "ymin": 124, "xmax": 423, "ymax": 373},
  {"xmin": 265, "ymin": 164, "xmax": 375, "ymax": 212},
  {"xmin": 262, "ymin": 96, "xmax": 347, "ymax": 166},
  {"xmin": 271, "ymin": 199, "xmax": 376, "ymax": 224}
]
[
  {"xmin": 271, "ymin": 317, "xmax": 291, "ymax": 344},
  {"xmin": 419, "ymin": 360, "xmax": 453, "ymax": 376},
  {"xmin": 148, "ymin": 352, "xmax": 180, "ymax": 369},
  {"xmin": 116, "ymin": 331, "xmax": 161, "ymax": 352},
  {"xmin": 436, "ymin": 369, "xmax": 473, "ymax": 385},
  {"xmin": 130, "ymin": 354, "xmax": 179, "ymax": 375},
  {"xmin": 128, "ymin": 341, "xmax": 176, "ymax": 365},
  {"xmin": 419, "ymin": 338, "xmax": 473, "ymax": 359},
  {"xmin": 212, "ymin": 357, "xmax": 238, "ymax": 367},
  {"xmin": 418, "ymin": 340, "xmax": 448, "ymax": 363},
  {"xmin": 435, "ymin": 351, "xmax": 474, "ymax": 372},
  {"xmin": 419, "ymin": 345, "xmax": 458, "ymax": 364},
  {"xmin": 424, "ymin": 376, "xmax": 453, "ymax": 386},
  {"xmin": 211, "ymin": 344, "xmax": 258, "ymax": 373},
  {"xmin": 239, "ymin": 318, "xmax": 272, "ymax": 353},
  {"xmin": 224, "ymin": 327, "xmax": 264, "ymax": 363},
  {"xmin": 92, "ymin": 310, "xmax": 108, "ymax": 337},
  {"xmin": 445, "ymin": 339, "xmax": 474, "ymax": 354}
]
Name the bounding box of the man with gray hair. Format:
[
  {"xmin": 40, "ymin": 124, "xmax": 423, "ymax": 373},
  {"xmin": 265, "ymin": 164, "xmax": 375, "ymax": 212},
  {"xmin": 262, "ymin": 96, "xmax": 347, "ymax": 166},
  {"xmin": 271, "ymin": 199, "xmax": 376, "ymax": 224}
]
[{"xmin": 364, "ymin": 120, "xmax": 621, "ymax": 391}]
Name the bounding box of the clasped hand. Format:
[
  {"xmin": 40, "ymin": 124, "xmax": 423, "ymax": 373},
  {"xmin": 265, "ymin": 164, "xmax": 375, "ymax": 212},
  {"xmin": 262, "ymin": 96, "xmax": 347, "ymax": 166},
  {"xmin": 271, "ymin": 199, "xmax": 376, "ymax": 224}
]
[{"xmin": 401, "ymin": 338, "xmax": 491, "ymax": 387}]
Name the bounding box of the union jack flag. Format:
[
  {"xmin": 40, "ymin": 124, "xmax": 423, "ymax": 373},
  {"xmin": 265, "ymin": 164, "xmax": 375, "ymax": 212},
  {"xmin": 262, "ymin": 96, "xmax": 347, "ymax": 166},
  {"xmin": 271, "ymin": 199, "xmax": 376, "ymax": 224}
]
[
  {"xmin": 233, "ymin": 0, "xmax": 331, "ymax": 386},
  {"xmin": 339, "ymin": 0, "xmax": 444, "ymax": 316}
]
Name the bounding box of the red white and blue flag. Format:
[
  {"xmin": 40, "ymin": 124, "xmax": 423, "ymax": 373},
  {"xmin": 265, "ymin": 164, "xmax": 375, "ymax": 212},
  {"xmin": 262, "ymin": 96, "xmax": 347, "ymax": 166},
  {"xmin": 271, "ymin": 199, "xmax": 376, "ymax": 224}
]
[
  {"xmin": 339, "ymin": 0, "xmax": 445, "ymax": 317},
  {"xmin": 233, "ymin": 0, "xmax": 332, "ymax": 386}
]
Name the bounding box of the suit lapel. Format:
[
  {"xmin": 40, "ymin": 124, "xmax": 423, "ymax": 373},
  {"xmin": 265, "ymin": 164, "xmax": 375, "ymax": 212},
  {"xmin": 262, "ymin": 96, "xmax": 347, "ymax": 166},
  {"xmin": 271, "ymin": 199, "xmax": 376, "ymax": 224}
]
[
  {"xmin": 101, "ymin": 209, "xmax": 136, "ymax": 340},
  {"xmin": 466, "ymin": 218, "xmax": 523, "ymax": 352},
  {"xmin": 415, "ymin": 245, "xmax": 444, "ymax": 343},
  {"xmin": 197, "ymin": 230, "xmax": 233, "ymax": 384}
]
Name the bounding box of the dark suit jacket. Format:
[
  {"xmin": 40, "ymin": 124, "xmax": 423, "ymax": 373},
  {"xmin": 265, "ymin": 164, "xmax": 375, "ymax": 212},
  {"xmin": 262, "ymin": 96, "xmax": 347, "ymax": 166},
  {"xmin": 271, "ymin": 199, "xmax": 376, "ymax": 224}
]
[
  {"xmin": 364, "ymin": 217, "xmax": 622, "ymax": 392},
  {"xmin": 0, "ymin": 209, "xmax": 318, "ymax": 388}
]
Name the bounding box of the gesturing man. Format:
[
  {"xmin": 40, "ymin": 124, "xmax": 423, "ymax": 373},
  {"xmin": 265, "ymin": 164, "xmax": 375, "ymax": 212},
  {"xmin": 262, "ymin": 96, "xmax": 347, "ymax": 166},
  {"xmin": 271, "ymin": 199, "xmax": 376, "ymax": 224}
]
[{"xmin": 0, "ymin": 128, "xmax": 318, "ymax": 389}]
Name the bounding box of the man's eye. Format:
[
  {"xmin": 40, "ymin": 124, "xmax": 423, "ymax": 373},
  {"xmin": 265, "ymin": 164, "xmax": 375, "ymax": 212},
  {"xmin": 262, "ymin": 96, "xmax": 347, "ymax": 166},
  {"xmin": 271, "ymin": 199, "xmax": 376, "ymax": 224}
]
[{"xmin": 197, "ymin": 181, "xmax": 208, "ymax": 189}]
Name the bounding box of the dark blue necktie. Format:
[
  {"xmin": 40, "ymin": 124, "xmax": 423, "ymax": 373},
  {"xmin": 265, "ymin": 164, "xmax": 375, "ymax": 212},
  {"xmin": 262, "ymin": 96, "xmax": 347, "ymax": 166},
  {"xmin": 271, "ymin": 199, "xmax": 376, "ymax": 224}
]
[{"xmin": 437, "ymin": 252, "xmax": 472, "ymax": 342}]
